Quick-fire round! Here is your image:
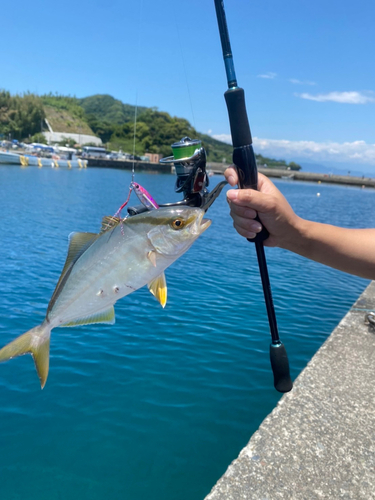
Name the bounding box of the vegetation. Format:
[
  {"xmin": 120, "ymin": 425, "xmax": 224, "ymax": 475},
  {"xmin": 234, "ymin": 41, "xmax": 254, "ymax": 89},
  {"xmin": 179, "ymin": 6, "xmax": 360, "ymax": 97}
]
[
  {"xmin": 0, "ymin": 91, "xmax": 45, "ymax": 140},
  {"xmin": 0, "ymin": 90, "xmax": 301, "ymax": 169}
]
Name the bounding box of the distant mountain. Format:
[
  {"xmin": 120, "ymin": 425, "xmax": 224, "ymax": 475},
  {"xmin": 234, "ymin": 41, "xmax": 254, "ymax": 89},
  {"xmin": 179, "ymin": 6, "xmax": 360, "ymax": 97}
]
[{"xmin": 297, "ymin": 160, "xmax": 373, "ymax": 177}]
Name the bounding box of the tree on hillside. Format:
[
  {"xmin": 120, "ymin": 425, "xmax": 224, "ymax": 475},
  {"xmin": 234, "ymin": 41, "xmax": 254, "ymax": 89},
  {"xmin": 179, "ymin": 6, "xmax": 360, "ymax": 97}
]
[{"xmin": 0, "ymin": 91, "xmax": 45, "ymax": 140}]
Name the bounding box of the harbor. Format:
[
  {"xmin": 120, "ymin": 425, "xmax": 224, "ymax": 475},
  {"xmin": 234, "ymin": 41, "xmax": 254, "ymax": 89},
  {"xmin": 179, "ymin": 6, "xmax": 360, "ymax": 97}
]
[{"xmin": 2, "ymin": 144, "xmax": 374, "ymax": 188}]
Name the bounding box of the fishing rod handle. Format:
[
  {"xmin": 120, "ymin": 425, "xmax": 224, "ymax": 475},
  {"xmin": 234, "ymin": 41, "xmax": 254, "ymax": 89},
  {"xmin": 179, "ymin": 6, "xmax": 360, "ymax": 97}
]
[
  {"xmin": 270, "ymin": 342, "xmax": 293, "ymax": 393},
  {"xmin": 224, "ymin": 88, "xmax": 269, "ymax": 242},
  {"xmin": 225, "ymin": 87, "xmax": 252, "ymax": 147}
]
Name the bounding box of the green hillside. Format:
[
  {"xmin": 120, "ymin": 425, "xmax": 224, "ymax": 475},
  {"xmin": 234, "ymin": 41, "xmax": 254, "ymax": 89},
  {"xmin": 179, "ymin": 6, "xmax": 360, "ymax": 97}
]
[
  {"xmin": 0, "ymin": 90, "xmax": 300, "ymax": 168},
  {"xmin": 78, "ymin": 94, "xmax": 148, "ymax": 124}
]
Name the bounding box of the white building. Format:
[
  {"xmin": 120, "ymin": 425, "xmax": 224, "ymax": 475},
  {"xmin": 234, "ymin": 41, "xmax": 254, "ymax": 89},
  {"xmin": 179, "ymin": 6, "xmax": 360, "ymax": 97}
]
[{"xmin": 43, "ymin": 119, "xmax": 102, "ymax": 146}]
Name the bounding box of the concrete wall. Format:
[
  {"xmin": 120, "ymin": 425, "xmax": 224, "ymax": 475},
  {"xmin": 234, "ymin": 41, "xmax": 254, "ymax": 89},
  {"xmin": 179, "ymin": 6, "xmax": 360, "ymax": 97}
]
[
  {"xmin": 205, "ymin": 281, "xmax": 375, "ymax": 500},
  {"xmin": 44, "ymin": 131, "xmax": 102, "ymax": 146}
]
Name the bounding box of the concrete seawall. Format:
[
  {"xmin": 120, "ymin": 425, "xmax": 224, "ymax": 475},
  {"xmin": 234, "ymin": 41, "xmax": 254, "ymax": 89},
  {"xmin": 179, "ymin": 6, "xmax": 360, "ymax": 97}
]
[
  {"xmin": 87, "ymin": 158, "xmax": 172, "ymax": 173},
  {"xmin": 208, "ymin": 163, "xmax": 375, "ymax": 188},
  {"xmin": 87, "ymin": 159, "xmax": 375, "ymax": 188},
  {"xmin": 204, "ymin": 281, "xmax": 375, "ymax": 500}
]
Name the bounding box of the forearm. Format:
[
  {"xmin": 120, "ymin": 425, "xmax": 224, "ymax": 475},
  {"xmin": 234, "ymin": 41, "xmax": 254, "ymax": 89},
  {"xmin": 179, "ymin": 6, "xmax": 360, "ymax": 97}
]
[{"xmin": 284, "ymin": 219, "xmax": 375, "ymax": 279}]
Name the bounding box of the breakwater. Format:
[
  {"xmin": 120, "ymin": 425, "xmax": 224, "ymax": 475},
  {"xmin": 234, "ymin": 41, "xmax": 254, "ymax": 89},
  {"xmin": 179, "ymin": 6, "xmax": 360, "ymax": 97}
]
[
  {"xmin": 208, "ymin": 163, "xmax": 375, "ymax": 188},
  {"xmin": 258, "ymin": 167, "xmax": 375, "ymax": 188},
  {"xmin": 87, "ymin": 158, "xmax": 172, "ymax": 173},
  {"xmin": 87, "ymin": 158, "xmax": 375, "ymax": 188}
]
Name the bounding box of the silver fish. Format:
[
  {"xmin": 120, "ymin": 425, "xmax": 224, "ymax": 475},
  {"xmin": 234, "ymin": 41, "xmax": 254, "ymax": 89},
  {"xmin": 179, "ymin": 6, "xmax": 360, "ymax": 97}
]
[{"xmin": 0, "ymin": 206, "xmax": 211, "ymax": 388}]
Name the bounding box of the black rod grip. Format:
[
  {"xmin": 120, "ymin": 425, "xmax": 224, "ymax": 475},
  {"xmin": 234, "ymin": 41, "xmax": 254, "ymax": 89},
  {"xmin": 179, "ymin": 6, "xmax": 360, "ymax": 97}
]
[
  {"xmin": 270, "ymin": 343, "xmax": 293, "ymax": 393},
  {"xmin": 224, "ymin": 87, "xmax": 252, "ymax": 147},
  {"xmin": 233, "ymin": 145, "xmax": 269, "ymax": 242}
]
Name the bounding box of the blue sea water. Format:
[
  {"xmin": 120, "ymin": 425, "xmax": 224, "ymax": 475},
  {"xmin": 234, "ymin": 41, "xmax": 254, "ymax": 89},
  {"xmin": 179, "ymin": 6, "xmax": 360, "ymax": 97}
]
[{"xmin": 0, "ymin": 165, "xmax": 373, "ymax": 500}]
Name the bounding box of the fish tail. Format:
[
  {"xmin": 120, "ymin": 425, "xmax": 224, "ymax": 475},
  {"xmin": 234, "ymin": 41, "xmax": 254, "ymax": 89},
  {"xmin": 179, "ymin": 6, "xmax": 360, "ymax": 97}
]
[{"xmin": 0, "ymin": 322, "xmax": 51, "ymax": 389}]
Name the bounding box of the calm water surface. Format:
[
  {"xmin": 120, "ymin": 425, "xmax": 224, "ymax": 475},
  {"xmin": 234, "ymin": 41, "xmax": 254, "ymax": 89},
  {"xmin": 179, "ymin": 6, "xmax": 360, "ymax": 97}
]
[{"xmin": 0, "ymin": 166, "xmax": 373, "ymax": 499}]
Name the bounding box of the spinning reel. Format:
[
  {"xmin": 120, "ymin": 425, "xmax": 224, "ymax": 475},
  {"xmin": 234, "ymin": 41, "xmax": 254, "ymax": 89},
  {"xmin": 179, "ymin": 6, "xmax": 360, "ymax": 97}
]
[{"xmin": 127, "ymin": 137, "xmax": 226, "ymax": 215}]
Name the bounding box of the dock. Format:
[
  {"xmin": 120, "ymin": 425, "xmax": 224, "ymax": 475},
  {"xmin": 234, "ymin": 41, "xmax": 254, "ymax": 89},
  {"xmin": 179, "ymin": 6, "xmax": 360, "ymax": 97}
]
[{"xmin": 205, "ymin": 281, "xmax": 375, "ymax": 500}]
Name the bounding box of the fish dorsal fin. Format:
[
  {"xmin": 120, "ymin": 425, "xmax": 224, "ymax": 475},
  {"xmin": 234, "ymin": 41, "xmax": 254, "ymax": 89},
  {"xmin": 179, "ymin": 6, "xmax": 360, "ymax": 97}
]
[
  {"xmin": 65, "ymin": 232, "xmax": 98, "ymax": 271},
  {"xmin": 148, "ymin": 273, "xmax": 167, "ymax": 308},
  {"xmin": 100, "ymin": 216, "xmax": 122, "ymax": 234},
  {"xmin": 61, "ymin": 306, "xmax": 116, "ymax": 327},
  {"xmin": 49, "ymin": 232, "xmax": 98, "ymax": 310}
]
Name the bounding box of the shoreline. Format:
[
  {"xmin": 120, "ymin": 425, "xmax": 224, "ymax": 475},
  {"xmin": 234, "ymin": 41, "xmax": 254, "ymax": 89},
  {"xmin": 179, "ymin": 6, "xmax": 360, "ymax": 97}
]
[
  {"xmin": 1, "ymin": 154, "xmax": 374, "ymax": 188},
  {"xmin": 87, "ymin": 158, "xmax": 375, "ymax": 188},
  {"xmin": 208, "ymin": 162, "xmax": 375, "ymax": 189}
]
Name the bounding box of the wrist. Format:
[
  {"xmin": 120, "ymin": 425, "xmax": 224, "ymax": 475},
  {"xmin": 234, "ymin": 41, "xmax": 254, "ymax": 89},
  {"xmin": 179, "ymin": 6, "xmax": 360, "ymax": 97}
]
[{"xmin": 280, "ymin": 215, "xmax": 309, "ymax": 254}]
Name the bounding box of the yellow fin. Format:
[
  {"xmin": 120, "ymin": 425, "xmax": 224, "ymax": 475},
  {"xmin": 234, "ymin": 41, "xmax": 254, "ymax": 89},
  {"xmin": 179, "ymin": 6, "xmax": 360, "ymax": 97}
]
[
  {"xmin": 0, "ymin": 323, "xmax": 51, "ymax": 389},
  {"xmin": 100, "ymin": 216, "xmax": 122, "ymax": 234},
  {"xmin": 148, "ymin": 273, "xmax": 167, "ymax": 308},
  {"xmin": 61, "ymin": 306, "xmax": 115, "ymax": 327}
]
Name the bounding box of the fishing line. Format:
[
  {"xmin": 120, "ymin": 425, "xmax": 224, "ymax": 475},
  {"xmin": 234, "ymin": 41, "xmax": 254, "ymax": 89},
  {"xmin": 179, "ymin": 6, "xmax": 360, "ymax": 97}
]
[
  {"xmin": 114, "ymin": 0, "xmax": 156, "ymax": 219},
  {"xmin": 173, "ymin": 10, "xmax": 196, "ymax": 130},
  {"xmin": 131, "ymin": 99, "xmax": 138, "ymax": 184},
  {"xmin": 131, "ymin": 0, "xmax": 144, "ymax": 184}
]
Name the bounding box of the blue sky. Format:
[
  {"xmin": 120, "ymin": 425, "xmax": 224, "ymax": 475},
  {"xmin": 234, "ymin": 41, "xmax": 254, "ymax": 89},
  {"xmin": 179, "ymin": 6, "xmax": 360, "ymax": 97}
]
[{"xmin": 2, "ymin": 0, "xmax": 375, "ymax": 172}]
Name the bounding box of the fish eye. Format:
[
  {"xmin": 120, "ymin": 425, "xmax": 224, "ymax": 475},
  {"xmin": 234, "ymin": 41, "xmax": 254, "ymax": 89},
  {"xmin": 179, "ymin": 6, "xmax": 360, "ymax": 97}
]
[{"xmin": 171, "ymin": 218, "xmax": 185, "ymax": 230}]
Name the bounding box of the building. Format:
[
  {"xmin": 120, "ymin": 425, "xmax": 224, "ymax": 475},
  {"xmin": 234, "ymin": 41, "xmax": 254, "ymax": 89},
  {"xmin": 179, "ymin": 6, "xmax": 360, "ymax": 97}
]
[
  {"xmin": 144, "ymin": 153, "xmax": 163, "ymax": 163},
  {"xmin": 43, "ymin": 119, "xmax": 102, "ymax": 146}
]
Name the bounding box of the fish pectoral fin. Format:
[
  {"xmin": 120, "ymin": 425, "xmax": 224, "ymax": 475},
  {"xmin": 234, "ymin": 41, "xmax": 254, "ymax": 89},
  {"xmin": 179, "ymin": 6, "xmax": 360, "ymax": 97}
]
[
  {"xmin": 61, "ymin": 306, "xmax": 116, "ymax": 327},
  {"xmin": 0, "ymin": 323, "xmax": 51, "ymax": 389},
  {"xmin": 148, "ymin": 273, "xmax": 167, "ymax": 308}
]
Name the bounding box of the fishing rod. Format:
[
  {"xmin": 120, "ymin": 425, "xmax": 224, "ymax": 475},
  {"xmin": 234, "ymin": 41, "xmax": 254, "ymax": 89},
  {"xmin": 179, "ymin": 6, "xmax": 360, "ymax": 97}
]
[{"xmin": 214, "ymin": 0, "xmax": 293, "ymax": 393}]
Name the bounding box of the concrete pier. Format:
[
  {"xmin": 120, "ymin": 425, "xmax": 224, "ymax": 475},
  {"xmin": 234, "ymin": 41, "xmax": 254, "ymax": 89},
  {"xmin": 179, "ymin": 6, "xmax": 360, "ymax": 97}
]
[{"xmin": 205, "ymin": 281, "xmax": 375, "ymax": 500}]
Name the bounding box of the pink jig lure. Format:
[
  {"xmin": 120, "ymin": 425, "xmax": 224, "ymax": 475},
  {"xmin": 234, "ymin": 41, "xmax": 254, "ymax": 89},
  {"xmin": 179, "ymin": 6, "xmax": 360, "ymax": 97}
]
[
  {"xmin": 114, "ymin": 181, "xmax": 159, "ymax": 218},
  {"xmin": 131, "ymin": 182, "xmax": 159, "ymax": 210}
]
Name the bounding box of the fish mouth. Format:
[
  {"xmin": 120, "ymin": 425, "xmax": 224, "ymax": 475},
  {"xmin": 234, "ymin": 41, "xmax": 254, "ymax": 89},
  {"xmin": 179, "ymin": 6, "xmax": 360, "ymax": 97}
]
[
  {"xmin": 201, "ymin": 218, "xmax": 211, "ymax": 231},
  {"xmin": 197, "ymin": 211, "xmax": 211, "ymax": 234}
]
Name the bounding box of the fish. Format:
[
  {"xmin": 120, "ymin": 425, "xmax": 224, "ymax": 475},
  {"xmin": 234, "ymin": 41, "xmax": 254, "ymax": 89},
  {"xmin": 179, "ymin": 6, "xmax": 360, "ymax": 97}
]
[{"xmin": 0, "ymin": 206, "xmax": 211, "ymax": 389}]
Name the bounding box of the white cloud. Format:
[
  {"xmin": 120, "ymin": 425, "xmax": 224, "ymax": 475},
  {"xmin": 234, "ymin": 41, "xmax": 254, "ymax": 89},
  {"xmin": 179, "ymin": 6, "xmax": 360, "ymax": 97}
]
[
  {"xmin": 297, "ymin": 91, "xmax": 375, "ymax": 104},
  {"xmin": 210, "ymin": 134, "xmax": 375, "ymax": 166},
  {"xmin": 289, "ymin": 78, "xmax": 316, "ymax": 86},
  {"xmin": 257, "ymin": 72, "xmax": 277, "ymax": 79}
]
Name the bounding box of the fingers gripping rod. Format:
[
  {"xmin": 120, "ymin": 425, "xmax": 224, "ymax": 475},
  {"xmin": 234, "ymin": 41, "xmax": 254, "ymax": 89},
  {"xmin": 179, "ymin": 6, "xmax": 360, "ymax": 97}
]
[{"xmin": 214, "ymin": 0, "xmax": 293, "ymax": 392}]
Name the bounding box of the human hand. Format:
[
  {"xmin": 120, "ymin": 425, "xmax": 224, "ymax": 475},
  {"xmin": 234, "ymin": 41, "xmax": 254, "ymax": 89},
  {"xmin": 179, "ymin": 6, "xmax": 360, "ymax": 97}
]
[{"xmin": 225, "ymin": 166, "xmax": 301, "ymax": 248}]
